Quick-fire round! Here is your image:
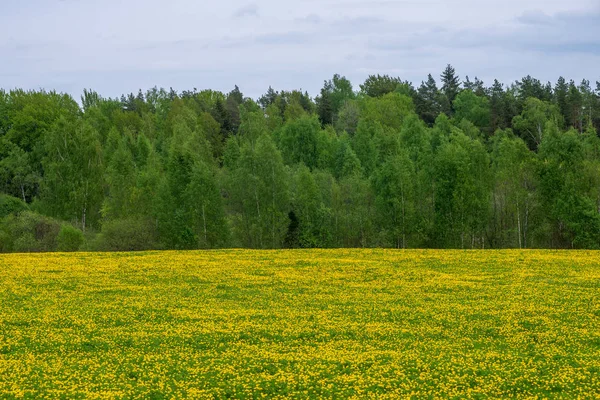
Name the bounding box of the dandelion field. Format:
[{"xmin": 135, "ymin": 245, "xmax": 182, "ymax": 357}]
[{"xmin": 1, "ymin": 250, "xmax": 599, "ymax": 399}]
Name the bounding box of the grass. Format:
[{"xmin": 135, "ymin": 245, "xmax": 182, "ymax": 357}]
[{"xmin": 0, "ymin": 249, "xmax": 599, "ymax": 398}]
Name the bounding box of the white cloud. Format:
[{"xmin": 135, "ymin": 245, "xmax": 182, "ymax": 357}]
[
  {"xmin": 0, "ymin": 0, "xmax": 598, "ymax": 99},
  {"xmin": 233, "ymin": 3, "xmax": 259, "ymax": 18}
]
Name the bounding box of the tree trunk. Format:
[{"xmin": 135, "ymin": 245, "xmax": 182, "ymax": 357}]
[
  {"xmin": 272, "ymin": 165, "xmax": 276, "ymax": 248},
  {"xmin": 254, "ymin": 185, "xmax": 262, "ymax": 248},
  {"xmin": 517, "ymin": 198, "xmax": 522, "ymax": 249},
  {"xmin": 82, "ymin": 206, "xmax": 86, "ymax": 234},
  {"xmin": 82, "ymin": 180, "xmax": 89, "ymax": 233},
  {"xmin": 524, "ymin": 199, "xmax": 529, "ymax": 248},
  {"xmin": 400, "ymin": 184, "xmax": 406, "ymax": 249},
  {"xmin": 202, "ymin": 203, "xmax": 207, "ymax": 244}
]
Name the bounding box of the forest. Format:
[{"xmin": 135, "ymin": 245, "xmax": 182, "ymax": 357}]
[{"xmin": 1, "ymin": 65, "xmax": 600, "ymax": 251}]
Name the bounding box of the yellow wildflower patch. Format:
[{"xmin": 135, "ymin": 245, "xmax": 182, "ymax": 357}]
[{"xmin": 0, "ymin": 249, "xmax": 599, "ymax": 398}]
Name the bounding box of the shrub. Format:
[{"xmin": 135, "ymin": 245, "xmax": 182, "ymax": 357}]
[
  {"xmin": 57, "ymin": 225, "xmax": 85, "ymax": 252},
  {"xmin": 0, "ymin": 230, "xmax": 11, "ymax": 252},
  {"xmin": 13, "ymin": 232, "xmax": 38, "ymax": 253},
  {"xmin": 0, "ymin": 194, "xmax": 29, "ymax": 219},
  {"xmin": 93, "ymin": 218, "xmax": 159, "ymax": 251},
  {"xmin": 0, "ymin": 211, "xmax": 62, "ymax": 252}
]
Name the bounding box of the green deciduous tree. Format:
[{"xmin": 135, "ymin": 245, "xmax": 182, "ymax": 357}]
[
  {"xmin": 512, "ymin": 98, "xmax": 562, "ymax": 150},
  {"xmin": 373, "ymin": 151, "xmax": 416, "ymax": 248},
  {"xmin": 3, "ymin": 72, "xmax": 600, "ymax": 252},
  {"xmin": 316, "ymin": 74, "xmax": 355, "ymax": 126},
  {"xmin": 227, "ymin": 134, "xmax": 289, "ymax": 248},
  {"xmin": 433, "ymin": 130, "xmax": 491, "ymax": 248},
  {"xmin": 360, "ymin": 75, "xmax": 411, "ymax": 98},
  {"xmin": 276, "ymin": 115, "xmax": 321, "ymax": 169},
  {"xmin": 453, "ymin": 90, "xmax": 491, "ymax": 131},
  {"xmin": 490, "ymin": 131, "xmax": 538, "ymax": 248},
  {"xmin": 41, "ymin": 117, "xmax": 104, "ymax": 232},
  {"xmin": 184, "ymin": 161, "xmax": 229, "ymax": 248},
  {"xmin": 538, "ymin": 122, "xmax": 600, "ymax": 248}
]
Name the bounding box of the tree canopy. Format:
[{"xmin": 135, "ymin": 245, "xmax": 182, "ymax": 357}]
[{"xmin": 1, "ymin": 66, "xmax": 600, "ymax": 251}]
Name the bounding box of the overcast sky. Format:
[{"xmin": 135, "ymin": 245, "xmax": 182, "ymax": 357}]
[{"xmin": 1, "ymin": 0, "xmax": 599, "ymax": 100}]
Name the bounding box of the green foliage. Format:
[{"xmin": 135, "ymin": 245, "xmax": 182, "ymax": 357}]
[
  {"xmin": 184, "ymin": 161, "xmax": 229, "ymax": 248},
  {"xmin": 57, "ymin": 224, "xmax": 84, "ymax": 252},
  {"xmin": 359, "ymin": 92, "xmax": 414, "ymax": 132},
  {"xmin": 1, "ymin": 71, "xmax": 600, "ymax": 251},
  {"xmin": 416, "ymin": 74, "xmax": 444, "ymax": 125},
  {"xmin": 352, "ymin": 120, "xmax": 379, "ymax": 175},
  {"xmin": 537, "ymin": 123, "xmax": 600, "ymax": 248},
  {"xmin": 453, "ymin": 90, "xmax": 491, "ymax": 130},
  {"xmin": 334, "ymin": 135, "xmax": 362, "ymax": 179},
  {"xmin": 0, "ymin": 194, "xmax": 29, "ymax": 219},
  {"xmin": 335, "ymin": 100, "xmax": 361, "ymax": 135},
  {"xmin": 102, "ymin": 137, "xmax": 136, "ymax": 220},
  {"xmin": 373, "ymin": 151, "xmax": 416, "ymax": 248},
  {"xmin": 441, "ymin": 64, "xmax": 461, "ymax": 111},
  {"xmin": 335, "ymin": 174, "xmax": 375, "ymax": 247},
  {"xmin": 490, "ymin": 131, "xmax": 538, "ymax": 248},
  {"xmin": 512, "ymin": 98, "xmax": 562, "ymax": 149},
  {"xmin": 277, "ymin": 115, "xmax": 321, "ymax": 169},
  {"xmin": 399, "ymin": 113, "xmax": 431, "ymax": 165},
  {"xmin": 93, "ymin": 218, "xmax": 159, "ymax": 252},
  {"xmin": 226, "ymin": 134, "xmax": 290, "ymax": 248},
  {"xmin": 0, "ymin": 139, "xmax": 39, "ymax": 201},
  {"xmin": 316, "ymin": 74, "xmax": 355, "ymax": 126},
  {"xmin": 0, "ymin": 211, "xmax": 63, "ymax": 252},
  {"xmin": 433, "ymin": 130, "xmax": 491, "ymax": 248},
  {"xmin": 360, "ymin": 75, "xmax": 412, "ymax": 98},
  {"xmin": 40, "ymin": 117, "xmax": 104, "ymax": 230},
  {"xmin": 290, "ymin": 165, "xmax": 328, "ymax": 248}
]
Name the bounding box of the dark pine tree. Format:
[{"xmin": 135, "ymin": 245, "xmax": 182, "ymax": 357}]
[
  {"xmin": 440, "ymin": 64, "xmax": 461, "ymax": 114},
  {"xmin": 415, "ymin": 74, "xmax": 442, "ymax": 125}
]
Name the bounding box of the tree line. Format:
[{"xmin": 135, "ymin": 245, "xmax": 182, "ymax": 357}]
[{"xmin": 1, "ymin": 65, "xmax": 600, "ymax": 251}]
